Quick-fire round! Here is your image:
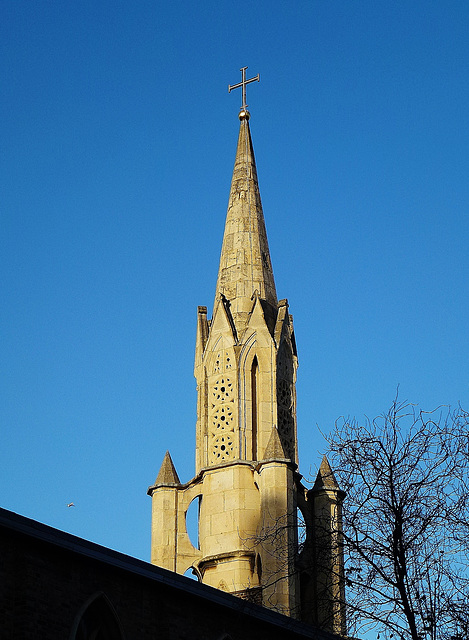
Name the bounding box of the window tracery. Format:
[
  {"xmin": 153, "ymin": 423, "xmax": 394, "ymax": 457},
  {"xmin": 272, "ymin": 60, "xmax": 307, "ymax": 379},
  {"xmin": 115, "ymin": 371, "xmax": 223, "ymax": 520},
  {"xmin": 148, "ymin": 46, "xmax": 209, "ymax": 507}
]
[
  {"xmin": 213, "ymin": 351, "xmax": 233, "ymax": 373},
  {"xmin": 208, "ymin": 349, "xmax": 237, "ymax": 463},
  {"xmin": 212, "ymin": 433, "xmax": 235, "ymax": 461},
  {"xmin": 212, "ymin": 378, "xmax": 233, "ymax": 402},
  {"xmin": 212, "ymin": 404, "xmax": 234, "ymax": 431},
  {"xmin": 276, "ymin": 344, "xmax": 295, "ymax": 460}
]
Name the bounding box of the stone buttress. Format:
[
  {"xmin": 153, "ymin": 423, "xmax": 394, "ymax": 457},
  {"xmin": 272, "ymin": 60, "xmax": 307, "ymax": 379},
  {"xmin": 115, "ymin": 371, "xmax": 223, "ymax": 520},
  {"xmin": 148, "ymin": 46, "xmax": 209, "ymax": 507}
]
[{"xmin": 148, "ymin": 107, "xmax": 345, "ymax": 633}]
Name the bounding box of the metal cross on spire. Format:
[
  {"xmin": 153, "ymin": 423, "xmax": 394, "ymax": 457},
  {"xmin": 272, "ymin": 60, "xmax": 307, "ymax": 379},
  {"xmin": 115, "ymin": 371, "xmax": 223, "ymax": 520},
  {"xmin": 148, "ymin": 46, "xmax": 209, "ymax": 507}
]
[{"xmin": 228, "ymin": 67, "xmax": 260, "ymax": 113}]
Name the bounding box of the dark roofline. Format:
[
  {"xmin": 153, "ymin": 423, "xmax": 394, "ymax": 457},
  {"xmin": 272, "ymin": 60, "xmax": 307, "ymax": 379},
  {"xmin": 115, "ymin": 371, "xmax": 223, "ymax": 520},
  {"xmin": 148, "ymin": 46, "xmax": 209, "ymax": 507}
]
[{"xmin": 0, "ymin": 506, "xmax": 340, "ymax": 640}]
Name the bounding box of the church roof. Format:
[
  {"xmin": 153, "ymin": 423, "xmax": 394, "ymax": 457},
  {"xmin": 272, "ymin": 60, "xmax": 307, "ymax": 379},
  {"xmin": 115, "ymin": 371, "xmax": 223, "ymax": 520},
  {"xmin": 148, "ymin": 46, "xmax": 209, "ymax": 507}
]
[{"xmin": 214, "ymin": 112, "xmax": 277, "ymax": 327}]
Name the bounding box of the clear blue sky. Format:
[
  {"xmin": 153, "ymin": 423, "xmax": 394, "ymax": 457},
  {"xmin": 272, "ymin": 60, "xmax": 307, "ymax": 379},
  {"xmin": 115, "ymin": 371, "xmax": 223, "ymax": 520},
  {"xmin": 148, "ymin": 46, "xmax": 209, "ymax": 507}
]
[{"xmin": 1, "ymin": 1, "xmax": 468, "ymax": 561}]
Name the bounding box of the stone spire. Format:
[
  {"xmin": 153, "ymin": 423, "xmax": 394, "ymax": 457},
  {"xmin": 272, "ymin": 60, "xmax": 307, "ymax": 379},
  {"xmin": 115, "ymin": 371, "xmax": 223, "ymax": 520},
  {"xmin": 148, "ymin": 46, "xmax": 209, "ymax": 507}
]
[
  {"xmin": 312, "ymin": 456, "xmax": 341, "ymax": 491},
  {"xmin": 263, "ymin": 426, "xmax": 287, "ymax": 460},
  {"xmin": 149, "ymin": 84, "xmax": 345, "ymax": 629},
  {"xmin": 154, "ymin": 451, "xmax": 180, "ymax": 485},
  {"xmin": 214, "ymin": 112, "xmax": 277, "ymax": 329}
]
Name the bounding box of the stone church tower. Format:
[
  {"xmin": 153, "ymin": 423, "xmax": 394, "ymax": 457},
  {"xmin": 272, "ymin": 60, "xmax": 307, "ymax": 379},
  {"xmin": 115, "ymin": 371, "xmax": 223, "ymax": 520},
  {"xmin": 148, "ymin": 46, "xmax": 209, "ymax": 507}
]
[{"xmin": 148, "ymin": 76, "xmax": 345, "ymax": 635}]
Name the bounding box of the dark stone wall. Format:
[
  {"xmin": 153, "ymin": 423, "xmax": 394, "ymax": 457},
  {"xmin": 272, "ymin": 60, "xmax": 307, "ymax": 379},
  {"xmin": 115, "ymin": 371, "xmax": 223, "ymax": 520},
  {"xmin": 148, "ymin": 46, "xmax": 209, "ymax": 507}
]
[{"xmin": 0, "ymin": 508, "xmax": 340, "ymax": 640}]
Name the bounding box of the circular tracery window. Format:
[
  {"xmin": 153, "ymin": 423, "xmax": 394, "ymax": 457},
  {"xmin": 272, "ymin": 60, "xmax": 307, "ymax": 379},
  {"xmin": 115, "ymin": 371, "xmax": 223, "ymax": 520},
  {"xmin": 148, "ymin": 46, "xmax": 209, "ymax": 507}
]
[
  {"xmin": 212, "ymin": 405, "xmax": 233, "ymax": 431},
  {"xmin": 278, "ymin": 378, "xmax": 292, "ymax": 407},
  {"xmin": 212, "ymin": 378, "xmax": 233, "ymax": 402},
  {"xmin": 277, "ymin": 406, "xmax": 295, "ymax": 459},
  {"xmin": 212, "ymin": 433, "xmax": 235, "ymax": 462}
]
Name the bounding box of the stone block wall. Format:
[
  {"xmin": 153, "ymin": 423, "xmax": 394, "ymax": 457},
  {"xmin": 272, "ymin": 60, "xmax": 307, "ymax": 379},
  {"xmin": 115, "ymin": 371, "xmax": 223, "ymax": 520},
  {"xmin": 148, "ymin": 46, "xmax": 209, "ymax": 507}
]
[{"xmin": 0, "ymin": 508, "xmax": 341, "ymax": 640}]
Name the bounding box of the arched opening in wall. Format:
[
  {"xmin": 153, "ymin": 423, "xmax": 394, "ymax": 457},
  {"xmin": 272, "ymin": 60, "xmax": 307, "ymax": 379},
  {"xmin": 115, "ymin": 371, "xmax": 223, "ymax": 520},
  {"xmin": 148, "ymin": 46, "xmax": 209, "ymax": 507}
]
[
  {"xmin": 297, "ymin": 506, "xmax": 307, "ymax": 554},
  {"xmin": 256, "ymin": 553, "xmax": 262, "ymax": 582},
  {"xmin": 185, "ymin": 495, "xmax": 201, "ymax": 550},
  {"xmin": 71, "ymin": 592, "xmax": 124, "ymax": 640},
  {"xmin": 183, "ymin": 566, "xmax": 199, "ymax": 581},
  {"xmin": 251, "ymin": 356, "xmax": 258, "ymax": 461}
]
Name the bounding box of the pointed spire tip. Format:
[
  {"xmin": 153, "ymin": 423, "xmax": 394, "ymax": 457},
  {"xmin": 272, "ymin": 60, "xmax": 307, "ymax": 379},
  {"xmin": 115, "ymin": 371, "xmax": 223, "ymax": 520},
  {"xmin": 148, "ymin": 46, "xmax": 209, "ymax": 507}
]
[
  {"xmin": 263, "ymin": 426, "xmax": 286, "ymax": 460},
  {"xmin": 312, "ymin": 455, "xmax": 340, "ymax": 491},
  {"xmin": 214, "ymin": 103, "xmax": 277, "ymax": 323},
  {"xmin": 155, "ymin": 450, "xmax": 180, "ymax": 485}
]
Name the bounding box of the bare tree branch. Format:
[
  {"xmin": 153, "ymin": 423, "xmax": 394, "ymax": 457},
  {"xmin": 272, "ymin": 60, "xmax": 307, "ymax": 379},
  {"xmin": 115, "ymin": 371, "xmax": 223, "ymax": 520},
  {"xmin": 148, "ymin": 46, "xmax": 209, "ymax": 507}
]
[{"xmin": 326, "ymin": 396, "xmax": 469, "ymax": 640}]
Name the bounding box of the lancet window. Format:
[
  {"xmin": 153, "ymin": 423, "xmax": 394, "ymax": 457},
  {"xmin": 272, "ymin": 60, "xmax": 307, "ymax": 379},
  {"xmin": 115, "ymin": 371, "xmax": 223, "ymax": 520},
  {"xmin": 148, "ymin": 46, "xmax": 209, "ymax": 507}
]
[
  {"xmin": 251, "ymin": 356, "xmax": 258, "ymax": 461},
  {"xmin": 276, "ymin": 342, "xmax": 296, "ymax": 461}
]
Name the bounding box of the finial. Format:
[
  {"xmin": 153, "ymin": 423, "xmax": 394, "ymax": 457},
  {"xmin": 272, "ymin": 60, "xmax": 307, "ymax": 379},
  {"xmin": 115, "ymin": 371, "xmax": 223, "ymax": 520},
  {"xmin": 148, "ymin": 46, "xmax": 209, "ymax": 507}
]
[{"xmin": 228, "ymin": 66, "xmax": 260, "ymax": 118}]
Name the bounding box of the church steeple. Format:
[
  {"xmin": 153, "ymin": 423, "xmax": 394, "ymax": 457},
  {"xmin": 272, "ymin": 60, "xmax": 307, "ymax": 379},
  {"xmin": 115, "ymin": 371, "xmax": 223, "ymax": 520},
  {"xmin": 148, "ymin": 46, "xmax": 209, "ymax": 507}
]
[
  {"xmin": 214, "ymin": 111, "xmax": 277, "ymax": 328},
  {"xmin": 149, "ymin": 72, "xmax": 346, "ymax": 632}
]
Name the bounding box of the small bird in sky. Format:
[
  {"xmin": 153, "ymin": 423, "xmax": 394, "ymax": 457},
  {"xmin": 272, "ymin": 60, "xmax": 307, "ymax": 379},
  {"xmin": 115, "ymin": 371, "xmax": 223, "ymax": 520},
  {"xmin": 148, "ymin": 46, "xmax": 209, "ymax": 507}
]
[{"xmin": 67, "ymin": 502, "xmax": 75, "ymax": 508}]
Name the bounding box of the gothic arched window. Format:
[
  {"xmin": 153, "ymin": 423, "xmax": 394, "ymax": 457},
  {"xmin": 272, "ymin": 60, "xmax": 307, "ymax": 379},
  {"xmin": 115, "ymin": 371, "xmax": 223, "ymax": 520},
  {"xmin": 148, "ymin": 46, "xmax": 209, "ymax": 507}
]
[
  {"xmin": 251, "ymin": 356, "xmax": 259, "ymax": 461},
  {"xmin": 71, "ymin": 593, "xmax": 124, "ymax": 640}
]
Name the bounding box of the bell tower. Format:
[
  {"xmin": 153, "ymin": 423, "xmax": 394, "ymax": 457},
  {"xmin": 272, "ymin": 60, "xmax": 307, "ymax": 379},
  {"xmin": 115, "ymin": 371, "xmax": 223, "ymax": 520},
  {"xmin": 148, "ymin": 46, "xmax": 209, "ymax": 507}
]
[{"xmin": 148, "ymin": 70, "xmax": 345, "ymax": 634}]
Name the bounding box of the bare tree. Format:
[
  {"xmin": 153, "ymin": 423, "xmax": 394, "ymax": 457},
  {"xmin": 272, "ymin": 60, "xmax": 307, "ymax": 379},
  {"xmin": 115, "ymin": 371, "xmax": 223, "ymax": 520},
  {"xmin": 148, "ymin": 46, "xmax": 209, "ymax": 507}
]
[{"xmin": 326, "ymin": 396, "xmax": 469, "ymax": 640}]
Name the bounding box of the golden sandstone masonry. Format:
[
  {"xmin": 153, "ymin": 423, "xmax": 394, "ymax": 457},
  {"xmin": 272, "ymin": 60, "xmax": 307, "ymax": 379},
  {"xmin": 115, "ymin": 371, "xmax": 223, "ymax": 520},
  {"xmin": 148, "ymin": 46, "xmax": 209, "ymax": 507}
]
[{"xmin": 148, "ymin": 86, "xmax": 346, "ymax": 636}]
